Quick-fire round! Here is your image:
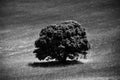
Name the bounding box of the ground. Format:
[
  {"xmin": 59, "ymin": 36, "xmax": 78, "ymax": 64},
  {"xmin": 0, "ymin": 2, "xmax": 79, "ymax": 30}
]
[{"xmin": 0, "ymin": 0, "xmax": 120, "ymax": 80}]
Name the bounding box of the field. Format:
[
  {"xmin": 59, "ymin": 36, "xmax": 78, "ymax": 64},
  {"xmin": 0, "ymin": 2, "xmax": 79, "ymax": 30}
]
[{"xmin": 0, "ymin": 0, "xmax": 120, "ymax": 80}]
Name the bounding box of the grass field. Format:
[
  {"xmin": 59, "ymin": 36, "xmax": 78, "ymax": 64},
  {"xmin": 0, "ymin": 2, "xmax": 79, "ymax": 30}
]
[{"xmin": 0, "ymin": 0, "xmax": 120, "ymax": 80}]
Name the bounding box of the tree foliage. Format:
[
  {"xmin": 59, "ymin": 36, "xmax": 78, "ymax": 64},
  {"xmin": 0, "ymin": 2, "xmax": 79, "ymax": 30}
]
[{"xmin": 33, "ymin": 20, "xmax": 90, "ymax": 61}]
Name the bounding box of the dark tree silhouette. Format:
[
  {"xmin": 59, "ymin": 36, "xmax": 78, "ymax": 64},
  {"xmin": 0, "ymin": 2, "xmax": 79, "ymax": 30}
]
[{"xmin": 33, "ymin": 20, "xmax": 90, "ymax": 62}]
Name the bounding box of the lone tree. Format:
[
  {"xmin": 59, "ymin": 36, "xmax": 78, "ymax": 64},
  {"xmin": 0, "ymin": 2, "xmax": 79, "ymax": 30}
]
[{"xmin": 33, "ymin": 20, "xmax": 90, "ymax": 62}]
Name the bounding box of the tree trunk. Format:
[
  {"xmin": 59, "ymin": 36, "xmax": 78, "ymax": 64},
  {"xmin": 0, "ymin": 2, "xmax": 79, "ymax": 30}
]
[{"xmin": 61, "ymin": 53, "xmax": 67, "ymax": 63}]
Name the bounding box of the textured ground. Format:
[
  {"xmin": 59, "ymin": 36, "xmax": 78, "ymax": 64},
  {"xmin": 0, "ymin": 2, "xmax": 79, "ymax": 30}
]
[{"xmin": 0, "ymin": 0, "xmax": 120, "ymax": 80}]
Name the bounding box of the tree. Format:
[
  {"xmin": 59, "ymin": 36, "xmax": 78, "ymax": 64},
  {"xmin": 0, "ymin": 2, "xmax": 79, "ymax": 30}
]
[{"xmin": 33, "ymin": 20, "xmax": 90, "ymax": 62}]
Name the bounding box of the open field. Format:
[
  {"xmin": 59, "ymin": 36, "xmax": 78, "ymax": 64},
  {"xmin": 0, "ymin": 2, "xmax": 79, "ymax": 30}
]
[{"xmin": 0, "ymin": 0, "xmax": 120, "ymax": 80}]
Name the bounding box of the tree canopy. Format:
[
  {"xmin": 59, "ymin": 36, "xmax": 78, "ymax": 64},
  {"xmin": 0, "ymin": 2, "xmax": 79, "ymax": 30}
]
[{"xmin": 33, "ymin": 20, "xmax": 90, "ymax": 61}]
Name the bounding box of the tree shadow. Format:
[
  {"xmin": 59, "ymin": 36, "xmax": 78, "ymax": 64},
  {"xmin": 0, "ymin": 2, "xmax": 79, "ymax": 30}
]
[{"xmin": 28, "ymin": 60, "xmax": 83, "ymax": 68}]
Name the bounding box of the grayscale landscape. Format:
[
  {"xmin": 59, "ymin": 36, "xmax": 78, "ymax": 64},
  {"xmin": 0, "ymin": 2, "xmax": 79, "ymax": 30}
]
[{"xmin": 0, "ymin": 0, "xmax": 120, "ymax": 80}]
